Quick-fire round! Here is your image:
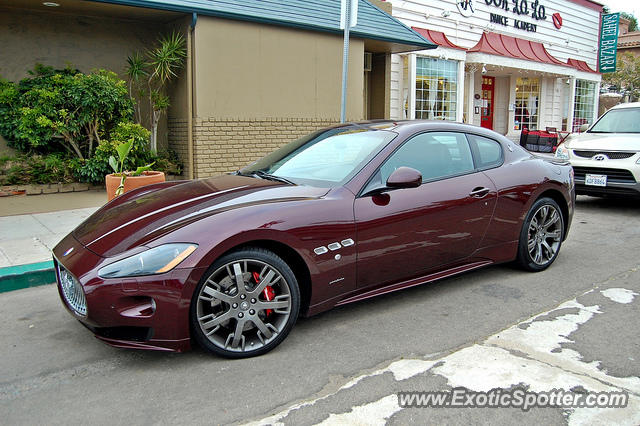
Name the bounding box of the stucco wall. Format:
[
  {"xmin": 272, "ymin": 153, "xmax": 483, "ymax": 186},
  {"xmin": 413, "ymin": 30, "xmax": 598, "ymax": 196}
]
[
  {"xmin": 0, "ymin": 8, "xmax": 160, "ymax": 82},
  {"xmin": 192, "ymin": 17, "xmax": 364, "ymax": 121}
]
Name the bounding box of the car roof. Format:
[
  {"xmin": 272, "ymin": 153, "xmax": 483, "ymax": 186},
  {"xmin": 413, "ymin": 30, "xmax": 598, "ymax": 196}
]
[
  {"xmin": 332, "ymin": 119, "xmax": 511, "ymax": 144},
  {"xmin": 339, "ymin": 120, "xmax": 504, "ymax": 139},
  {"xmin": 610, "ymin": 102, "xmax": 640, "ymax": 110}
]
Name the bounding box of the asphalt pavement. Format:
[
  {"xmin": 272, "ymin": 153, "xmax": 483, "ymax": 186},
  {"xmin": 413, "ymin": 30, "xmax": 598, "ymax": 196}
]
[{"xmin": 0, "ymin": 195, "xmax": 639, "ymax": 425}]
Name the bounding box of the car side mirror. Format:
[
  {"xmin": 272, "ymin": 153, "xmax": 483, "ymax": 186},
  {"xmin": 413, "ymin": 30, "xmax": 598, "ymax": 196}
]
[
  {"xmin": 386, "ymin": 167, "xmax": 422, "ymax": 189},
  {"xmin": 579, "ymin": 123, "xmax": 589, "ymax": 133}
]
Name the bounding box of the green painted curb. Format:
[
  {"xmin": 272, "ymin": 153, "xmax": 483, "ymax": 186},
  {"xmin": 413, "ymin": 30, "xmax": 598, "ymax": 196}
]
[{"xmin": 0, "ymin": 261, "xmax": 55, "ymax": 293}]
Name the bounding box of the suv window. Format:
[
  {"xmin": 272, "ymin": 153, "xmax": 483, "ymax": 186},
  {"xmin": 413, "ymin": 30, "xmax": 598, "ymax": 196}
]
[{"xmin": 589, "ymin": 107, "xmax": 640, "ymax": 133}]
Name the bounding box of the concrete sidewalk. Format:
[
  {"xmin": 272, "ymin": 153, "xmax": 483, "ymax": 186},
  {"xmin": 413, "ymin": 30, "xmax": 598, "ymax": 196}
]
[{"xmin": 0, "ymin": 190, "xmax": 106, "ymax": 292}]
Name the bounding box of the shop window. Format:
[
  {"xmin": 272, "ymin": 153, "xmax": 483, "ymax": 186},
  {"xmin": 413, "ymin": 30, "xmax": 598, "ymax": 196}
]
[
  {"xmin": 415, "ymin": 57, "xmax": 458, "ymax": 121},
  {"xmin": 515, "ymin": 77, "xmax": 540, "ymax": 131},
  {"xmin": 573, "ymin": 80, "xmax": 596, "ymax": 132}
]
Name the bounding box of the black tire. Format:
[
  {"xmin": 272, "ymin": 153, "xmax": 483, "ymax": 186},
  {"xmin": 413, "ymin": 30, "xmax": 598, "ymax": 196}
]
[
  {"xmin": 516, "ymin": 197, "xmax": 565, "ymax": 272},
  {"xmin": 190, "ymin": 248, "xmax": 300, "ymax": 358}
]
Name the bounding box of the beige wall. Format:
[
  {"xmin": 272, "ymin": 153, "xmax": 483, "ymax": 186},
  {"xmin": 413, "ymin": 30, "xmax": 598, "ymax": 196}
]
[
  {"xmin": 192, "ymin": 17, "xmax": 364, "ymax": 121},
  {"xmin": 167, "ymin": 17, "xmax": 192, "ymax": 121}
]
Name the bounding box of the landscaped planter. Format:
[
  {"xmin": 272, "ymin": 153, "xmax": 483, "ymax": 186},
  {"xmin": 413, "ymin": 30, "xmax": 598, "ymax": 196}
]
[{"xmin": 105, "ymin": 171, "xmax": 165, "ymax": 201}]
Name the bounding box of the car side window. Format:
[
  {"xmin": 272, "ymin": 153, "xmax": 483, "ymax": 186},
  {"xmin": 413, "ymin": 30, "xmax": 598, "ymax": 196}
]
[
  {"xmin": 379, "ymin": 132, "xmax": 475, "ymax": 184},
  {"xmin": 467, "ymin": 134, "xmax": 504, "ymax": 169}
]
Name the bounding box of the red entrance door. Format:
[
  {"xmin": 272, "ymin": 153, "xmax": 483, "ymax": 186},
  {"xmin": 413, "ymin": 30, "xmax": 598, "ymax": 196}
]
[{"xmin": 481, "ymin": 76, "xmax": 495, "ymax": 130}]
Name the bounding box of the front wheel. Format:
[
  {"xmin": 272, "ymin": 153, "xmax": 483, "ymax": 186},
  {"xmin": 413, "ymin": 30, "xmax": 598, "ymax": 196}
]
[
  {"xmin": 516, "ymin": 197, "xmax": 565, "ymax": 272},
  {"xmin": 191, "ymin": 248, "xmax": 300, "ymax": 358}
]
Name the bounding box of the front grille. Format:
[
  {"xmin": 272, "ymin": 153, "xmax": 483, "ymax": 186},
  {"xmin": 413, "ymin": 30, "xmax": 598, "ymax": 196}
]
[
  {"xmin": 56, "ymin": 262, "xmax": 87, "ymax": 316},
  {"xmin": 573, "ymin": 150, "xmax": 636, "ymax": 159},
  {"xmin": 572, "ymin": 166, "xmax": 637, "ymax": 183}
]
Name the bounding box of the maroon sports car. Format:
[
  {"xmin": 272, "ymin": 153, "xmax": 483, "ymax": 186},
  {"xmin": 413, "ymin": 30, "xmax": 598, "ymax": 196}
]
[{"xmin": 53, "ymin": 120, "xmax": 574, "ymax": 358}]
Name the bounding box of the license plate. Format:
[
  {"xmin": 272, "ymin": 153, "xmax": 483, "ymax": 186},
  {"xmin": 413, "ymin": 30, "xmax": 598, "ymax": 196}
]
[{"xmin": 585, "ymin": 174, "xmax": 607, "ymax": 187}]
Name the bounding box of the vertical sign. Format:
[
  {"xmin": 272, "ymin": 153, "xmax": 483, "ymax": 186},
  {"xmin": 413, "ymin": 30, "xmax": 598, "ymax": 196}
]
[
  {"xmin": 340, "ymin": 0, "xmax": 358, "ymax": 29},
  {"xmin": 599, "ymin": 13, "xmax": 619, "ymax": 73},
  {"xmin": 340, "ymin": 0, "xmax": 358, "ymax": 123}
]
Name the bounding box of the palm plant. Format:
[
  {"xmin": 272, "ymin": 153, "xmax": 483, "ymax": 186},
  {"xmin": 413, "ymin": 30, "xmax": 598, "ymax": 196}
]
[
  {"xmin": 125, "ymin": 52, "xmax": 147, "ymax": 124},
  {"xmin": 125, "ymin": 32, "xmax": 186, "ymax": 152}
]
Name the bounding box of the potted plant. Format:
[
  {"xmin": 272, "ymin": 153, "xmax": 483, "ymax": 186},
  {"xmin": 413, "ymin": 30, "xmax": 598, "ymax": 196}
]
[{"xmin": 105, "ymin": 139, "xmax": 164, "ymax": 201}]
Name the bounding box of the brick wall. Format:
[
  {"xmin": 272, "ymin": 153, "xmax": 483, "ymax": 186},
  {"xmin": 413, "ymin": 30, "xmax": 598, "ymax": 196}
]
[
  {"xmin": 169, "ymin": 118, "xmax": 338, "ymax": 179},
  {"xmin": 167, "ymin": 118, "xmax": 189, "ymax": 178}
]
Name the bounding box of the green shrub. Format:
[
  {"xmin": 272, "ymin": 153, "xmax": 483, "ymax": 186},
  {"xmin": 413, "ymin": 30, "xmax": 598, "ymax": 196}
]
[
  {"xmin": 0, "ymin": 153, "xmax": 77, "ymax": 185},
  {"xmin": 154, "ymin": 149, "xmax": 183, "ymax": 176},
  {"xmin": 74, "ymin": 122, "xmax": 182, "ymax": 184},
  {"xmin": 0, "ymin": 65, "xmax": 133, "ymax": 159},
  {"xmin": 0, "ymin": 79, "xmax": 21, "ymax": 146},
  {"xmin": 76, "ymin": 122, "xmax": 151, "ymax": 184}
]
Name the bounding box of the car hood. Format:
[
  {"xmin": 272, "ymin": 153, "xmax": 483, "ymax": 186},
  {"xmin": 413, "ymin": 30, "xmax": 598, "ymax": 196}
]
[
  {"xmin": 73, "ymin": 175, "xmax": 329, "ymax": 257},
  {"xmin": 565, "ymin": 133, "xmax": 640, "ymax": 151}
]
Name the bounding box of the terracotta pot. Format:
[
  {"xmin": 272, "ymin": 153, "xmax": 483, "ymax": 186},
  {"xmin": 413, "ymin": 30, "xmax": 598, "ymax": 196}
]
[{"xmin": 105, "ymin": 171, "xmax": 165, "ymax": 201}]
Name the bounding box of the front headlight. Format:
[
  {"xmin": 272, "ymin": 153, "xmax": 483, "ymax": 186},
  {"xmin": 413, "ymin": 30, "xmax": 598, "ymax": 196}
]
[
  {"xmin": 98, "ymin": 243, "xmax": 198, "ymax": 278},
  {"xmin": 555, "ymin": 144, "xmax": 569, "ymax": 160}
]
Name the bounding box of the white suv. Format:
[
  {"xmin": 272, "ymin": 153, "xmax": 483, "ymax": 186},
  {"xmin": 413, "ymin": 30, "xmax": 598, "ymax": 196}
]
[{"xmin": 555, "ymin": 102, "xmax": 640, "ymax": 197}]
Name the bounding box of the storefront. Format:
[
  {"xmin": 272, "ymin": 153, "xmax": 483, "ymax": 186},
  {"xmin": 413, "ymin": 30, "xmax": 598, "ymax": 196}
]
[{"xmin": 386, "ymin": 0, "xmax": 603, "ymax": 141}]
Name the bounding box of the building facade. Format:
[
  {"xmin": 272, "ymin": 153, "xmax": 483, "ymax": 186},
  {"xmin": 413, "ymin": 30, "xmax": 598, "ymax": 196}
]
[
  {"xmin": 386, "ymin": 0, "xmax": 603, "ymax": 140},
  {"xmin": 1, "ymin": 0, "xmax": 434, "ymax": 179}
]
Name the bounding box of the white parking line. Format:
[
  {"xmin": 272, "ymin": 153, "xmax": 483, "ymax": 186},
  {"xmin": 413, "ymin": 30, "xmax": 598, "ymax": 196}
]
[
  {"xmin": 601, "ymin": 288, "xmax": 638, "ymax": 304},
  {"xmin": 246, "ymin": 281, "xmax": 640, "ymax": 426}
]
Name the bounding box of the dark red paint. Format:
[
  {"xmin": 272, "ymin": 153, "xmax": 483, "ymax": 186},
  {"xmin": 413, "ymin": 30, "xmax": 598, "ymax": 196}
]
[{"xmin": 53, "ymin": 121, "xmax": 574, "ymax": 352}]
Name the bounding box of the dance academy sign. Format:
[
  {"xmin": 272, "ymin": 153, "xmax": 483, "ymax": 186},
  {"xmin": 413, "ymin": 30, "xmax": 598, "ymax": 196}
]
[{"xmin": 458, "ymin": 0, "xmax": 553, "ymax": 33}]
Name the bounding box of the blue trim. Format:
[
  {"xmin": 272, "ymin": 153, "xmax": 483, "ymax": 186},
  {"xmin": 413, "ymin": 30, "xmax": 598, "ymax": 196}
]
[{"xmin": 85, "ymin": 0, "xmax": 436, "ymax": 50}]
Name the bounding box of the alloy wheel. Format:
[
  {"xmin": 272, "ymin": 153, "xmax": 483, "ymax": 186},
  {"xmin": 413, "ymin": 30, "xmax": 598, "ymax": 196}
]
[
  {"xmin": 527, "ymin": 204, "xmax": 562, "ymax": 266},
  {"xmin": 195, "ymin": 258, "xmax": 293, "ymax": 353}
]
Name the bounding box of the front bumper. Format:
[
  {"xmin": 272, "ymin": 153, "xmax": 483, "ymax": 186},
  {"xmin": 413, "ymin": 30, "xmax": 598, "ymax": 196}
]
[
  {"xmin": 53, "ymin": 233, "xmax": 206, "ymax": 352},
  {"xmin": 569, "ymin": 155, "xmax": 640, "ymax": 197}
]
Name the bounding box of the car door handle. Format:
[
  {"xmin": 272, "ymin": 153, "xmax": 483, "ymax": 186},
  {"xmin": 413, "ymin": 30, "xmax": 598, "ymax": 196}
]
[{"xmin": 469, "ymin": 187, "xmax": 491, "ymax": 198}]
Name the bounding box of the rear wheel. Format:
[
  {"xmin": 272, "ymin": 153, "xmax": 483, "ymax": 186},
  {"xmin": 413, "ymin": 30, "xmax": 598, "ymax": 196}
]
[
  {"xmin": 191, "ymin": 248, "xmax": 300, "ymax": 358},
  {"xmin": 516, "ymin": 197, "xmax": 564, "ymax": 271}
]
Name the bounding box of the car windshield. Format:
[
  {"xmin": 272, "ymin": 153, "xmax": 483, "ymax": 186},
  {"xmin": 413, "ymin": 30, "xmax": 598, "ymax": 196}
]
[
  {"xmin": 240, "ymin": 126, "xmax": 397, "ymax": 187},
  {"xmin": 589, "ymin": 107, "xmax": 640, "ymax": 133}
]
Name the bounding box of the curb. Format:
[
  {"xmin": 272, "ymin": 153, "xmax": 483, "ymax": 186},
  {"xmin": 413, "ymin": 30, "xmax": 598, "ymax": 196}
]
[{"xmin": 0, "ymin": 261, "xmax": 55, "ymax": 293}]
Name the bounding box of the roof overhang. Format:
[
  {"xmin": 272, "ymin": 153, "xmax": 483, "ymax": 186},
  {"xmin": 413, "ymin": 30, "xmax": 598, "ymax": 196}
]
[
  {"xmin": 84, "ymin": 0, "xmax": 437, "ymax": 53},
  {"xmin": 1, "ymin": 0, "xmax": 182, "ymax": 22}
]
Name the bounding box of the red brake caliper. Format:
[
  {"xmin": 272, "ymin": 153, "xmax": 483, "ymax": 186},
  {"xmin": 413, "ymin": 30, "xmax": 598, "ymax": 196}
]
[{"xmin": 253, "ymin": 272, "xmax": 275, "ymax": 316}]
